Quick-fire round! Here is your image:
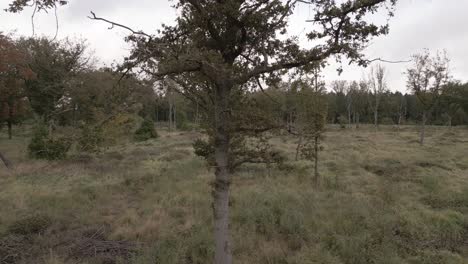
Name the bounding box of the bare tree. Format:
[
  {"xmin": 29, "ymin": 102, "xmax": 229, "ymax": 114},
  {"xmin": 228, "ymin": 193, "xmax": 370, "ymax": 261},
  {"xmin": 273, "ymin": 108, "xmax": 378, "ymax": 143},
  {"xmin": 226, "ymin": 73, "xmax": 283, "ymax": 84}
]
[
  {"xmin": 367, "ymin": 64, "xmax": 387, "ymax": 128},
  {"xmin": 396, "ymin": 93, "xmax": 407, "ymax": 129}
]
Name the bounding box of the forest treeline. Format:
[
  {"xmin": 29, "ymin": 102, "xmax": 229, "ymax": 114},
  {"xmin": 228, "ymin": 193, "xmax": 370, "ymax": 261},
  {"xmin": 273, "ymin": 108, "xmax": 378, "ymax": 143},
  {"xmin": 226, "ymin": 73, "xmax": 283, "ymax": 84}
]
[{"xmin": 2, "ymin": 35, "xmax": 468, "ymax": 142}]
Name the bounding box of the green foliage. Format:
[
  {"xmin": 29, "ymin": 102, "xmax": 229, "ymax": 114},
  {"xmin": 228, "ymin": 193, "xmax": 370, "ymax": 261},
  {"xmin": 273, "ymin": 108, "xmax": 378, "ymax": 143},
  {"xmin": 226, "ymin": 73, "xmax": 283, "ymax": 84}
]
[
  {"xmin": 176, "ymin": 110, "xmax": 190, "ymax": 131},
  {"xmin": 19, "ymin": 37, "xmax": 88, "ymax": 119},
  {"xmin": 193, "ymin": 138, "xmax": 214, "ymax": 165},
  {"xmin": 28, "ymin": 123, "xmax": 71, "ymax": 160},
  {"xmin": 134, "ymin": 119, "xmax": 158, "ymax": 142}
]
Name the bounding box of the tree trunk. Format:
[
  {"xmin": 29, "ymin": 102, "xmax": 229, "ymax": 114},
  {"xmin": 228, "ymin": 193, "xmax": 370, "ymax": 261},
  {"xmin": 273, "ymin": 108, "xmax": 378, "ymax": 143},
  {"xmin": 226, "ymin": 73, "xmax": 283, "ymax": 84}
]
[
  {"xmin": 196, "ymin": 102, "xmax": 200, "ymax": 126},
  {"xmin": 168, "ymin": 101, "xmax": 173, "ymax": 131},
  {"xmin": 213, "ymin": 83, "xmax": 232, "ymax": 264},
  {"xmin": 347, "ymin": 108, "xmax": 352, "ymax": 128},
  {"xmin": 420, "ymin": 111, "xmax": 426, "ymax": 145},
  {"xmin": 7, "ymin": 120, "xmax": 12, "ymax": 140},
  {"xmin": 356, "ymin": 113, "xmax": 360, "ymax": 129},
  {"xmin": 174, "ymin": 104, "xmax": 177, "ymax": 130},
  {"xmin": 448, "ymin": 116, "xmax": 452, "ymax": 130},
  {"xmin": 295, "ymin": 135, "xmax": 303, "ymax": 161},
  {"xmin": 313, "ymin": 135, "xmax": 319, "ymax": 185},
  {"xmin": 48, "ymin": 120, "xmax": 55, "ymax": 137},
  {"xmin": 374, "ymin": 109, "xmax": 378, "ymax": 129},
  {"xmin": 155, "ymin": 105, "xmax": 159, "ymax": 124},
  {"xmin": 0, "ymin": 151, "xmax": 12, "ymax": 169},
  {"xmin": 397, "ymin": 112, "xmax": 402, "ymax": 130}
]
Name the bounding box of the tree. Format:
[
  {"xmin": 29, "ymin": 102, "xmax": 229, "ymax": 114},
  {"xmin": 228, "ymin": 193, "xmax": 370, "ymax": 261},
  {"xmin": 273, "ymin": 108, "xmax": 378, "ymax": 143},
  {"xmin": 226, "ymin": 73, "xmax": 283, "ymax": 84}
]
[
  {"xmin": 353, "ymin": 80, "xmax": 369, "ymax": 128},
  {"xmin": 394, "ymin": 91, "xmax": 406, "ymax": 129},
  {"xmin": 9, "ymin": 1, "xmax": 398, "ymax": 263},
  {"xmin": 18, "ymin": 37, "xmax": 89, "ymax": 130},
  {"xmin": 346, "ymin": 81, "xmax": 360, "ymax": 128},
  {"xmin": 406, "ymin": 50, "xmax": 450, "ymax": 145},
  {"xmin": 367, "ymin": 64, "xmax": 387, "ymax": 128},
  {"xmin": 0, "ymin": 34, "xmax": 34, "ymax": 139},
  {"xmin": 295, "ymin": 81, "xmax": 327, "ymax": 184},
  {"xmin": 440, "ymin": 82, "xmax": 466, "ymax": 128},
  {"xmin": 330, "ymin": 80, "xmax": 348, "ymax": 126},
  {"xmin": 460, "ymin": 83, "xmax": 468, "ymax": 113}
]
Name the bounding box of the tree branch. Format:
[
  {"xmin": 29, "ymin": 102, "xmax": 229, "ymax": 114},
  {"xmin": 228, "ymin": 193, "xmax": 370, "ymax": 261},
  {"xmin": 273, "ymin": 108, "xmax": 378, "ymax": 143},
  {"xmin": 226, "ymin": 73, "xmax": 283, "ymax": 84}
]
[{"xmin": 88, "ymin": 11, "xmax": 152, "ymax": 39}]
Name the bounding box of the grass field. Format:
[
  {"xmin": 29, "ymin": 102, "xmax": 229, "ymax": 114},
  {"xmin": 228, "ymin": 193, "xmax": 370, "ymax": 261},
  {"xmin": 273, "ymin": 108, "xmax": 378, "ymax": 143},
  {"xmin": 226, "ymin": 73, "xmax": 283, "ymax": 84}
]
[{"xmin": 0, "ymin": 125, "xmax": 467, "ymax": 264}]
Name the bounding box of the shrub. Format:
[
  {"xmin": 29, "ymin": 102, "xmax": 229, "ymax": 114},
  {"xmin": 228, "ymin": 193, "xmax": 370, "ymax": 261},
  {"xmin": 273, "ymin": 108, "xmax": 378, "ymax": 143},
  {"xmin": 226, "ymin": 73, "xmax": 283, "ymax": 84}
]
[
  {"xmin": 28, "ymin": 124, "xmax": 71, "ymax": 160},
  {"xmin": 134, "ymin": 119, "xmax": 158, "ymax": 142},
  {"xmin": 337, "ymin": 115, "xmax": 348, "ymax": 129},
  {"xmin": 193, "ymin": 138, "xmax": 213, "ymax": 161},
  {"xmin": 78, "ymin": 125, "xmax": 105, "ymax": 152},
  {"xmin": 102, "ymin": 113, "xmax": 140, "ymax": 143}
]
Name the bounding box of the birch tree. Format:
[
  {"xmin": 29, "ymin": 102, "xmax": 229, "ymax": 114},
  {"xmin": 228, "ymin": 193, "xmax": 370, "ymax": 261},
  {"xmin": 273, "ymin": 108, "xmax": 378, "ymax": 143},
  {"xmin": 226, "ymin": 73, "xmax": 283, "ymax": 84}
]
[{"xmin": 368, "ymin": 64, "xmax": 387, "ymax": 128}]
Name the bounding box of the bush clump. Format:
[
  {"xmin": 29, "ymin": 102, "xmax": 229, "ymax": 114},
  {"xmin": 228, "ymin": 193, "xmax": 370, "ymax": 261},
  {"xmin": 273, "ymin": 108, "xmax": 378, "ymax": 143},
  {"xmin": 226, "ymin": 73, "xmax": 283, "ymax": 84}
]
[
  {"xmin": 78, "ymin": 125, "xmax": 105, "ymax": 152},
  {"xmin": 28, "ymin": 124, "xmax": 71, "ymax": 160},
  {"xmin": 134, "ymin": 119, "xmax": 158, "ymax": 142}
]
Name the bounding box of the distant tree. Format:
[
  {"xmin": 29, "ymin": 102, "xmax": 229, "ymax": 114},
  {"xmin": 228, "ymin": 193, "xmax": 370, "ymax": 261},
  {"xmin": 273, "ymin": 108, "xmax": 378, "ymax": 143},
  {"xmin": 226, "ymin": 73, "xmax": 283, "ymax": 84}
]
[
  {"xmin": 331, "ymin": 80, "xmax": 348, "ymax": 126},
  {"xmin": 67, "ymin": 69, "xmax": 156, "ymax": 148},
  {"xmin": 0, "ymin": 34, "xmax": 35, "ymax": 139},
  {"xmin": 460, "ymin": 83, "xmax": 468, "ymax": 113},
  {"xmin": 406, "ymin": 50, "xmax": 450, "ymax": 145},
  {"xmin": 346, "ymin": 81, "xmax": 360, "ymax": 128},
  {"xmin": 367, "ymin": 64, "xmax": 387, "ymax": 128},
  {"xmin": 67, "ymin": 68, "xmax": 154, "ymax": 125},
  {"xmin": 394, "ymin": 92, "xmax": 407, "ymax": 129},
  {"xmin": 18, "ymin": 37, "xmax": 89, "ymax": 131},
  {"xmin": 440, "ymin": 82, "xmax": 466, "ymax": 127},
  {"xmin": 353, "ymin": 80, "xmax": 369, "ymax": 128},
  {"xmin": 295, "ymin": 82, "xmax": 327, "ymax": 184}
]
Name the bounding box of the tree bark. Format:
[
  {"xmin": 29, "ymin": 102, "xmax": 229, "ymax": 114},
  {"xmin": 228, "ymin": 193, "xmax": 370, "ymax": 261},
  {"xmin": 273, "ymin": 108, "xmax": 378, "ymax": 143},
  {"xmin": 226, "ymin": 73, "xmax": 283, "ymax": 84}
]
[
  {"xmin": 420, "ymin": 111, "xmax": 427, "ymax": 145},
  {"xmin": 213, "ymin": 82, "xmax": 232, "ymax": 264},
  {"xmin": 347, "ymin": 106, "xmax": 352, "ymax": 128},
  {"xmin": 397, "ymin": 112, "xmax": 402, "ymax": 130},
  {"xmin": 356, "ymin": 113, "xmax": 360, "ymax": 129},
  {"xmin": 0, "ymin": 151, "xmax": 12, "ymax": 169},
  {"xmin": 374, "ymin": 109, "xmax": 378, "ymax": 129}
]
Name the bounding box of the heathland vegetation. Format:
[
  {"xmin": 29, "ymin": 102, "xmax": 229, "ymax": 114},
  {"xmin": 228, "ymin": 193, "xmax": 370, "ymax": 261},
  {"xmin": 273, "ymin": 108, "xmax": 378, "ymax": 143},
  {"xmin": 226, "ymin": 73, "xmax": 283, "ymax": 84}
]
[{"xmin": 1, "ymin": 1, "xmax": 468, "ymax": 264}]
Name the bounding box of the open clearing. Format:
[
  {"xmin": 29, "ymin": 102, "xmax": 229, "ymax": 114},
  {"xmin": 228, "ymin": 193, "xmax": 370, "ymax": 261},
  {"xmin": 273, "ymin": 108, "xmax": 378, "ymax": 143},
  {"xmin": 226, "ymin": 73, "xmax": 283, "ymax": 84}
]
[{"xmin": 1, "ymin": 126, "xmax": 468, "ymax": 264}]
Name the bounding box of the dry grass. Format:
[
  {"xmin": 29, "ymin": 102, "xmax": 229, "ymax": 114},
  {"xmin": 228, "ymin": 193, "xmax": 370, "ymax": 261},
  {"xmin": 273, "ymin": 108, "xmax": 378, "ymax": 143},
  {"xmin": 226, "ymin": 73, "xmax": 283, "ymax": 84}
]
[{"xmin": 0, "ymin": 126, "xmax": 467, "ymax": 263}]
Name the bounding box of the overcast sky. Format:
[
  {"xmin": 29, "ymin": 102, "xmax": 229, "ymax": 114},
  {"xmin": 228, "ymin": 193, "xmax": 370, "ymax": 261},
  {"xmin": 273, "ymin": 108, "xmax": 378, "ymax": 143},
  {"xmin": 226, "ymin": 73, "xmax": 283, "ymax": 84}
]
[{"xmin": 0, "ymin": 0, "xmax": 467, "ymax": 93}]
